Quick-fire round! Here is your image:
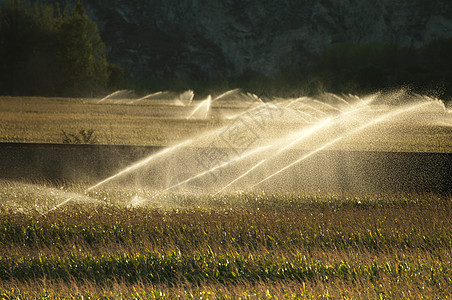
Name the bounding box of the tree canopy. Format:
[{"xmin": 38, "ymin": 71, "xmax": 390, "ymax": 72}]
[{"xmin": 0, "ymin": 0, "xmax": 113, "ymax": 97}]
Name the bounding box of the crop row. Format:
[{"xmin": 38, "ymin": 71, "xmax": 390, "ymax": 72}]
[
  {"xmin": 1, "ymin": 191, "xmax": 451, "ymax": 297},
  {"xmin": 1, "ymin": 222, "xmax": 451, "ymax": 252},
  {"xmin": 1, "ymin": 205, "xmax": 451, "ymax": 254},
  {"xmin": 1, "ymin": 251, "xmax": 451, "ymax": 285}
]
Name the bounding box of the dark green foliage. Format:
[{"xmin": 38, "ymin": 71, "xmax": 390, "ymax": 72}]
[
  {"xmin": 136, "ymin": 39, "xmax": 452, "ymax": 102},
  {"xmin": 55, "ymin": 1, "xmax": 110, "ymax": 96},
  {"xmin": 0, "ymin": 0, "xmax": 115, "ymax": 97},
  {"xmin": 314, "ymin": 42, "xmax": 398, "ymax": 91},
  {"xmin": 310, "ymin": 40, "xmax": 452, "ymax": 100},
  {"xmin": 124, "ymin": 38, "xmax": 452, "ymax": 102},
  {"xmin": 1, "ymin": 1, "xmax": 451, "ymax": 101}
]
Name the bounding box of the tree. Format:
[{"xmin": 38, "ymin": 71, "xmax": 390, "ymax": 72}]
[
  {"xmin": 26, "ymin": 2, "xmax": 60, "ymax": 95},
  {"xmin": 0, "ymin": 0, "xmax": 34, "ymax": 94},
  {"xmin": 55, "ymin": 0, "xmax": 110, "ymax": 96},
  {"xmin": 0, "ymin": 0, "xmax": 111, "ymax": 96}
]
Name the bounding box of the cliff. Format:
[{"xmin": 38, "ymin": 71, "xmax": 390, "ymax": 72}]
[{"xmin": 20, "ymin": 0, "xmax": 452, "ymax": 79}]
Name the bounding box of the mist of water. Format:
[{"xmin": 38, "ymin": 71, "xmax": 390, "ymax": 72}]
[
  {"xmin": 187, "ymin": 95, "xmax": 212, "ymax": 119},
  {"xmin": 97, "ymin": 90, "xmax": 131, "ymax": 103},
  {"xmin": 165, "ymin": 145, "xmax": 273, "ymax": 192},
  {"xmin": 86, "ymin": 139, "xmax": 193, "ymax": 192},
  {"xmin": 30, "ymin": 89, "xmax": 451, "ymax": 212},
  {"xmin": 213, "ymin": 88, "xmax": 241, "ymax": 102},
  {"xmin": 128, "ymin": 91, "xmax": 166, "ymax": 104},
  {"xmin": 251, "ymin": 101, "xmax": 432, "ymax": 189},
  {"xmin": 91, "ymin": 91, "xmax": 450, "ymax": 195}
]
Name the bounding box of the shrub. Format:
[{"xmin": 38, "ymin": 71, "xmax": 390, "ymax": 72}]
[{"xmin": 61, "ymin": 128, "xmax": 98, "ymax": 144}]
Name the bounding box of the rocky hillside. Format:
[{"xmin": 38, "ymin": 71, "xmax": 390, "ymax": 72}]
[{"xmin": 21, "ymin": 0, "xmax": 452, "ymax": 79}]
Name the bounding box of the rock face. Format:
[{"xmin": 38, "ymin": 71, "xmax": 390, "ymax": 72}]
[{"xmin": 28, "ymin": 0, "xmax": 452, "ymax": 79}]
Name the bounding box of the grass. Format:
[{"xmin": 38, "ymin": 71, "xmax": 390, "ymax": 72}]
[
  {"xmin": 0, "ymin": 181, "xmax": 451, "ymax": 298},
  {"xmin": 1, "ymin": 96, "xmax": 451, "ymax": 151}
]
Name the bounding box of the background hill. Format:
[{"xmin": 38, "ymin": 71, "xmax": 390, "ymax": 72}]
[{"xmin": 2, "ymin": 0, "xmax": 452, "ymax": 98}]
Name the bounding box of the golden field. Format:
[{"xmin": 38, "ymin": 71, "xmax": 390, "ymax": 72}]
[
  {"xmin": 0, "ymin": 94, "xmax": 451, "ymax": 298},
  {"xmin": 1, "ymin": 96, "xmax": 451, "ymax": 152}
]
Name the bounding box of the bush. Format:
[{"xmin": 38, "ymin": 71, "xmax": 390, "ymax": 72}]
[{"xmin": 61, "ymin": 128, "xmax": 98, "ymax": 144}]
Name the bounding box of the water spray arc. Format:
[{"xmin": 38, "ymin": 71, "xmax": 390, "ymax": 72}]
[
  {"xmin": 214, "ymin": 100, "xmax": 376, "ymax": 193},
  {"xmin": 97, "ymin": 90, "xmax": 130, "ymax": 103},
  {"xmin": 86, "ymin": 139, "xmax": 193, "ymax": 192},
  {"xmin": 187, "ymin": 95, "xmax": 212, "ymax": 119},
  {"xmin": 212, "ymin": 88, "xmax": 241, "ymax": 102},
  {"xmin": 38, "ymin": 89, "xmax": 451, "ymax": 213},
  {"xmin": 128, "ymin": 91, "xmax": 165, "ymax": 104},
  {"xmin": 43, "ymin": 139, "xmax": 194, "ymax": 215},
  {"xmin": 165, "ymin": 145, "xmax": 273, "ymax": 192},
  {"xmin": 214, "ymin": 118, "xmax": 333, "ymax": 193},
  {"xmin": 251, "ymin": 101, "xmax": 431, "ymax": 189}
]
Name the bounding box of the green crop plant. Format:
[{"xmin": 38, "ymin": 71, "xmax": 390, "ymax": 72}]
[{"xmin": 0, "ymin": 182, "xmax": 451, "ymax": 297}]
